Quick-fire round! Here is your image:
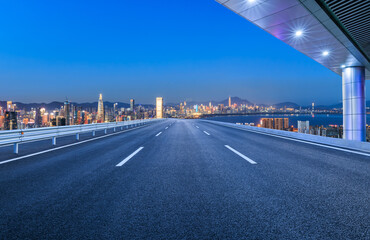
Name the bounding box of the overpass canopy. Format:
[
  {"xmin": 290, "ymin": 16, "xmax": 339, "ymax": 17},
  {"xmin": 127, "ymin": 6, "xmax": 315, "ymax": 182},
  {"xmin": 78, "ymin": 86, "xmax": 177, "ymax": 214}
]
[{"xmin": 216, "ymin": 0, "xmax": 370, "ymax": 79}]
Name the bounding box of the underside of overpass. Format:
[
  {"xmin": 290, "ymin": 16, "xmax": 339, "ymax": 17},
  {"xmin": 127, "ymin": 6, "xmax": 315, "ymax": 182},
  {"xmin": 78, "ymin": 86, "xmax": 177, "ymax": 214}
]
[{"xmin": 215, "ymin": 0, "xmax": 370, "ymax": 141}]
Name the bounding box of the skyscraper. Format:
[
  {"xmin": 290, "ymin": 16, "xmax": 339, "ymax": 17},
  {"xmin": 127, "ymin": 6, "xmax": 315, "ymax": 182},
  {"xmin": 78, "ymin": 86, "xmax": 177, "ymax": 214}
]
[
  {"xmin": 156, "ymin": 97, "xmax": 163, "ymax": 119},
  {"xmin": 7, "ymin": 101, "xmax": 13, "ymax": 111},
  {"xmin": 113, "ymin": 103, "xmax": 118, "ymax": 118},
  {"xmin": 4, "ymin": 111, "xmax": 17, "ymax": 130},
  {"xmin": 229, "ymin": 96, "xmax": 231, "ymax": 107},
  {"xmin": 130, "ymin": 99, "xmax": 135, "ymax": 112},
  {"xmin": 35, "ymin": 107, "xmax": 42, "ymax": 128},
  {"xmin": 64, "ymin": 100, "xmax": 71, "ymax": 125},
  {"xmin": 97, "ymin": 94, "xmax": 104, "ymax": 123}
]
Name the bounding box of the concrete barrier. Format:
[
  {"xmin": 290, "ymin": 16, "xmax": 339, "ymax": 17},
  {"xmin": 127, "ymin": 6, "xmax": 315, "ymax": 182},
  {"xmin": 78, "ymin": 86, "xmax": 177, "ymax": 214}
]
[{"xmin": 202, "ymin": 119, "xmax": 370, "ymax": 154}]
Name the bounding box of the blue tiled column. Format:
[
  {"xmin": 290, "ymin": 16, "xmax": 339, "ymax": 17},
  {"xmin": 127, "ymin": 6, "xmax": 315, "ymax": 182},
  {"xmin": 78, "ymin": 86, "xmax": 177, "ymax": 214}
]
[{"xmin": 342, "ymin": 67, "xmax": 366, "ymax": 141}]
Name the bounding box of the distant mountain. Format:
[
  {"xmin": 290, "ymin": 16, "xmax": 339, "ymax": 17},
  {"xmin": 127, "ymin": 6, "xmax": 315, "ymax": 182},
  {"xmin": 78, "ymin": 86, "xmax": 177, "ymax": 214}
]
[
  {"xmin": 0, "ymin": 101, "xmax": 154, "ymax": 111},
  {"xmin": 313, "ymin": 103, "xmax": 341, "ymax": 110},
  {"xmin": 0, "ymin": 101, "xmax": 61, "ymax": 111},
  {"xmin": 272, "ymin": 102, "xmax": 300, "ymax": 109},
  {"xmin": 168, "ymin": 97, "xmax": 254, "ymax": 107},
  {"xmin": 317, "ymin": 100, "xmax": 370, "ymax": 110},
  {"xmin": 218, "ymin": 97, "xmax": 253, "ymax": 106}
]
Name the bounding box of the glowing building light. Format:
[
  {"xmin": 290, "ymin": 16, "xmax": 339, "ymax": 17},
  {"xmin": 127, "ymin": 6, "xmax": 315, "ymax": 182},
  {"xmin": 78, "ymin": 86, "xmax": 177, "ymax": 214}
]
[
  {"xmin": 341, "ymin": 65, "xmax": 346, "ymax": 68},
  {"xmin": 322, "ymin": 51, "xmax": 329, "ymax": 56}
]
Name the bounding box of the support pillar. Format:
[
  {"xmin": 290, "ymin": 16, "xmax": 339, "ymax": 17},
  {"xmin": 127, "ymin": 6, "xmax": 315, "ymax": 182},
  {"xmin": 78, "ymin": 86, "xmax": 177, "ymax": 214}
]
[
  {"xmin": 14, "ymin": 143, "xmax": 19, "ymax": 154},
  {"xmin": 342, "ymin": 66, "xmax": 366, "ymax": 141}
]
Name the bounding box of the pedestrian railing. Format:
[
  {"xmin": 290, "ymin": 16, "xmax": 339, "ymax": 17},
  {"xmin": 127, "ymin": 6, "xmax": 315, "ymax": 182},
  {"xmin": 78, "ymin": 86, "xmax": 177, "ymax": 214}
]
[{"xmin": 0, "ymin": 119, "xmax": 161, "ymax": 154}]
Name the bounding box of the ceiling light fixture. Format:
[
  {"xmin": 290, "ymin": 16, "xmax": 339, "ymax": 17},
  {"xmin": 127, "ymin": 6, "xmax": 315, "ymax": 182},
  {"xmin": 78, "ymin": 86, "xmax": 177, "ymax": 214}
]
[{"xmin": 295, "ymin": 30, "xmax": 303, "ymax": 37}]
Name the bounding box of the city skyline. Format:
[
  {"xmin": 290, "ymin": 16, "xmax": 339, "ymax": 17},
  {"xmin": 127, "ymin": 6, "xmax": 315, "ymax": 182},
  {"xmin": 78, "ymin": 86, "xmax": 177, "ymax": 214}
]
[
  {"xmin": 1, "ymin": 0, "xmax": 368, "ymax": 105},
  {"xmin": 2, "ymin": 95, "xmax": 367, "ymax": 109}
]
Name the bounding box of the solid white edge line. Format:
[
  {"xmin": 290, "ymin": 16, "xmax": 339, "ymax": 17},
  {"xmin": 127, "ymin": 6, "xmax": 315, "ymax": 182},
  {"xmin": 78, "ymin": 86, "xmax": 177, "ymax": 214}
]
[
  {"xmin": 203, "ymin": 131, "xmax": 210, "ymax": 135},
  {"xmin": 156, "ymin": 132, "xmax": 162, "ymax": 137},
  {"xmin": 225, "ymin": 145, "xmax": 257, "ymax": 164},
  {"xmin": 215, "ymin": 123, "xmax": 370, "ymax": 157},
  {"xmin": 0, "ymin": 125, "xmax": 149, "ymax": 166},
  {"xmin": 116, "ymin": 147, "xmax": 144, "ymax": 167}
]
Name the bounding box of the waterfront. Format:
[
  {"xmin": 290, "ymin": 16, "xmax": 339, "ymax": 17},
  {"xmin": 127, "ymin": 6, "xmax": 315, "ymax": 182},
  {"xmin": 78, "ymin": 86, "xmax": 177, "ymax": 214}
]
[{"xmin": 207, "ymin": 114, "xmax": 370, "ymax": 128}]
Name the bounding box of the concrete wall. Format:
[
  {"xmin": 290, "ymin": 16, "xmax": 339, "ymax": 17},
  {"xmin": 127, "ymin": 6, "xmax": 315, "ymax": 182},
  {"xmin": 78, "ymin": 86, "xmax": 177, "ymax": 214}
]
[{"xmin": 202, "ymin": 120, "xmax": 370, "ymax": 154}]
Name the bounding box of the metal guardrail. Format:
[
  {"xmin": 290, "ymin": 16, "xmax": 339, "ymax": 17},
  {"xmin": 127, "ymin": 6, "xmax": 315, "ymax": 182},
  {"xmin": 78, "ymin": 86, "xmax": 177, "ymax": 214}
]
[{"xmin": 0, "ymin": 119, "xmax": 161, "ymax": 154}]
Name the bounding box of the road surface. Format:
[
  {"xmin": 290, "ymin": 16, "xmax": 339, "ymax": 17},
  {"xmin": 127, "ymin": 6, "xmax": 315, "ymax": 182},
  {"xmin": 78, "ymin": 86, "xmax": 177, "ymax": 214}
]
[{"xmin": 0, "ymin": 119, "xmax": 369, "ymax": 239}]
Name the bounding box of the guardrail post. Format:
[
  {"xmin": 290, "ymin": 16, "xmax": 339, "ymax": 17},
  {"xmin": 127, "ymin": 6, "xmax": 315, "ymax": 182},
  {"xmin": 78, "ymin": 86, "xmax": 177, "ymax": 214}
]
[
  {"xmin": 76, "ymin": 133, "xmax": 80, "ymax": 141},
  {"xmin": 114, "ymin": 127, "xmax": 116, "ymax": 132},
  {"xmin": 105, "ymin": 129, "xmax": 107, "ymax": 134},
  {"xmin": 93, "ymin": 131, "xmax": 95, "ymax": 136},
  {"xmin": 52, "ymin": 137, "xmax": 57, "ymax": 146},
  {"xmin": 14, "ymin": 143, "xmax": 19, "ymax": 154},
  {"xmin": 121, "ymin": 126, "xmax": 123, "ymax": 130}
]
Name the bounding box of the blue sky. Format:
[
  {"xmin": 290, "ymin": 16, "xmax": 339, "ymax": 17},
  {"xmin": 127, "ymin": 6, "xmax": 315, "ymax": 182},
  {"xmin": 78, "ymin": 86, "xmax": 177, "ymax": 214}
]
[{"xmin": 0, "ymin": 0, "xmax": 359, "ymax": 105}]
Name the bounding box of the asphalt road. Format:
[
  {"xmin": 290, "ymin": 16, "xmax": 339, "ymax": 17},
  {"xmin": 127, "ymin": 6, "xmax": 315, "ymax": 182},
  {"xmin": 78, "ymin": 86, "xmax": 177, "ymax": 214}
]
[{"xmin": 0, "ymin": 119, "xmax": 369, "ymax": 239}]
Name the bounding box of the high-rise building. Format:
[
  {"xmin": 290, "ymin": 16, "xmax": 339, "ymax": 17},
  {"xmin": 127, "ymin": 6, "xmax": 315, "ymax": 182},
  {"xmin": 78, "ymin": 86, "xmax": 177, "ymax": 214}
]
[
  {"xmin": 220, "ymin": 104, "xmax": 224, "ymax": 112},
  {"xmin": 6, "ymin": 101, "xmax": 16, "ymax": 112},
  {"xmin": 130, "ymin": 99, "xmax": 135, "ymax": 112},
  {"xmin": 228, "ymin": 96, "xmax": 231, "ymax": 107},
  {"xmin": 298, "ymin": 120, "xmax": 310, "ymax": 134},
  {"xmin": 274, "ymin": 118, "xmax": 284, "ymax": 130},
  {"xmin": 56, "ymin": 116, "xmax": 66, "ymax": 126},
  {"xmin": 64, "ymin": 100, "xmax": 71, "ymax": 125},
  {"xmin": 284, "ymin": 118, "xmax": 289, "ymax": 129},
  {"xmin": 34, "ymin": 107, "xmax": 42, "ymax": 128},
  {"xmin": 81, "ymin": 111, "xmax": 85, "ymax": 124},
  {"xmin": 156, "ymin": 97, "xmax": 163, "ymax": 119},
  {"xmin": 4, "ymin": 111, "xmax": 17, "ymax": 130},
  {"xmin": 104, "ymin": 105, "xmax": 109, "ymax": 122},
  {"xmin": 97, "ymin": 94, "xmax": 104, "ymax": 123},
  {"xmin": 114, "ymin": 103, "xmax": 118, "ymax": 118},
  {"xmin": 0, "ymin": 115, "xmax": 4, "ymax": 129},
  {"xmin": 261, "ymin": 118, "xmax": 274, "ymax": 129},
  {"xmin": 42, "ymin": 113, "xmax": 49, "ymax": 126},
  {"xmin": 7, "ymin": 101, "xmax": 13, "ymax": 111}
]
